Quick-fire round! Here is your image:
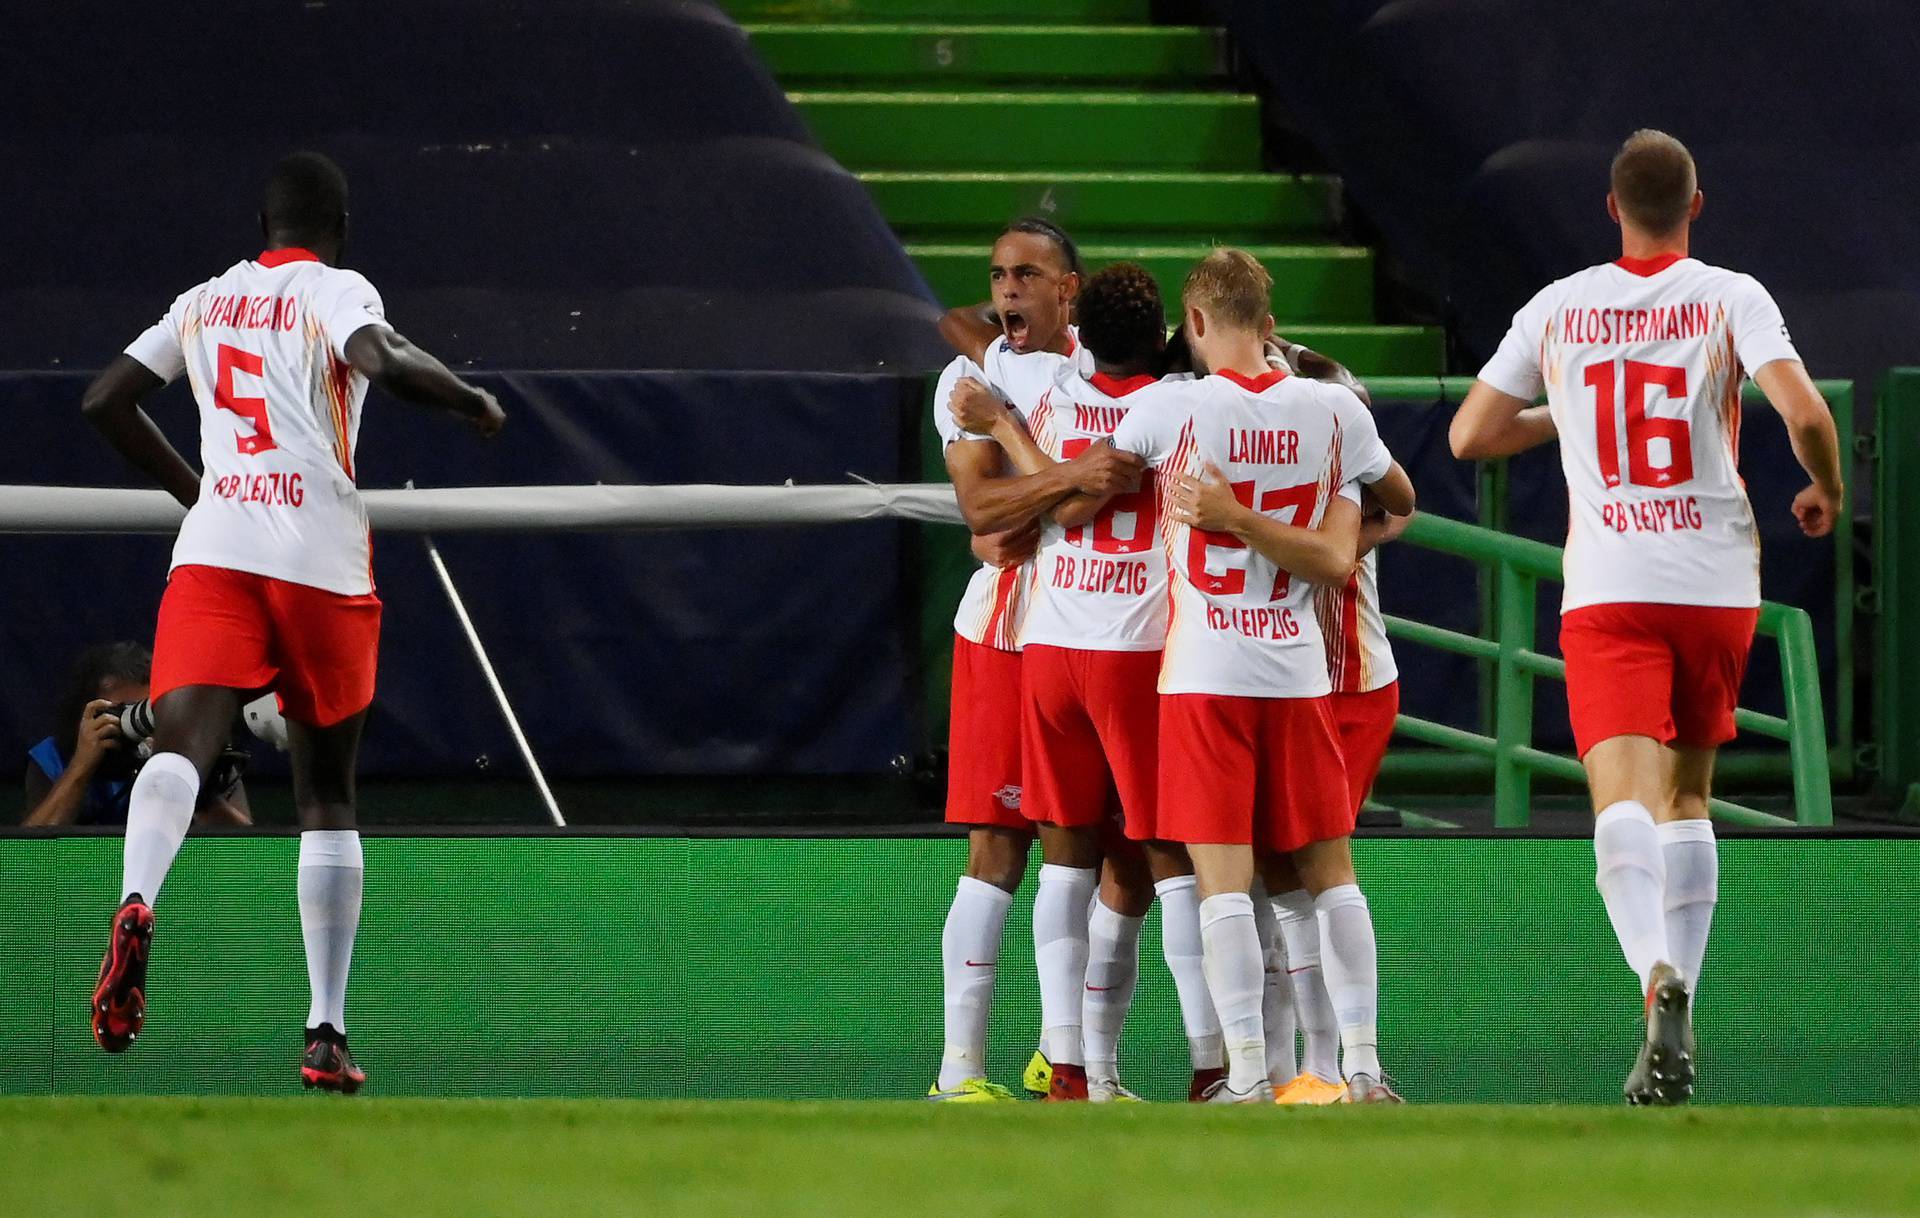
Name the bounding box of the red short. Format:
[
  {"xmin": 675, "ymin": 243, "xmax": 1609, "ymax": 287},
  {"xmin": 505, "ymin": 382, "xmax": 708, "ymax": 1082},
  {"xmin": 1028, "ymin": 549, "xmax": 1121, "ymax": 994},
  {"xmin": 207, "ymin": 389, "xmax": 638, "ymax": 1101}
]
[
  {"xmin": 945, "ymin": 635, "xmax": 1031, "ymax": 831},
  {"xmin": 1560, "ymin": 602, "xmax": 1759, "ymax": 758},
  {"xmin": 1331, "ymin": 681, "xmax": 1399, "ymax": 819},
  {"xmin": 1157, "ymin": 694, "xmax": 1352, "ymax": 855},
  {"xmin": 1019, "ymin": 644, "xmax": 1160, "ymax": 839},
  {"xmin": 151, "ymin": 564, "xmax": 381, "ymax": 728}
]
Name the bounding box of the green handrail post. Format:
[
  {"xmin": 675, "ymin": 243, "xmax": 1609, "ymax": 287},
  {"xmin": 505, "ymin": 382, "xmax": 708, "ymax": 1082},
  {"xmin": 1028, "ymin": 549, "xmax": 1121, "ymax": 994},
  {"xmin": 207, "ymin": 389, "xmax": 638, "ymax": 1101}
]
[
  {"xmin": 1766, "ymin": 602, "xmax": 1834, "ymax": 826},
  {"xmin": 1491, "ymin": 561, "xmax": 1536, "ymax": 827}
]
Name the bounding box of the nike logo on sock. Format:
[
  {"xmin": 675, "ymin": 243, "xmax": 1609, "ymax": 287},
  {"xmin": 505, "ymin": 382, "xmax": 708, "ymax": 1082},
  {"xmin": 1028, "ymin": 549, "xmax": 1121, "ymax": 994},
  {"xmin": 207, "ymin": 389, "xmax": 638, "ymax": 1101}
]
[
  {"xmin": 965, "ymin": 960, "xmax": 996, "ymax": 968},
  {"xmin": 1085, "ymin": 985, "xmax": 1116, "ymax": 992}
]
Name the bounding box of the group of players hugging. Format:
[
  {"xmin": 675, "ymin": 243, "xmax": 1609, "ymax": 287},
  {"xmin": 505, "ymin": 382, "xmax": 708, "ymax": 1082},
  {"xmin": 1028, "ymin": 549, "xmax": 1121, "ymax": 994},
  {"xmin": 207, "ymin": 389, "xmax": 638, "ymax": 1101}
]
[
  {"xmin": 924, "ymin": 128, "xmax": 1844, "ymax": 1107},
  {"xmin": 74, "ymin": 129, "xmax": 1840, "ymax": 1104}
]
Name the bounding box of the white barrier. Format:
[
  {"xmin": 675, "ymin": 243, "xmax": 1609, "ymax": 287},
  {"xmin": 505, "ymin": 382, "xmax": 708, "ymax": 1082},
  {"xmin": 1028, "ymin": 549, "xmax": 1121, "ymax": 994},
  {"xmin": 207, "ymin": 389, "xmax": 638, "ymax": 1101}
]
[{"xmin": 0, "ymin": 482, "xmax": 968, "ymax": 534}]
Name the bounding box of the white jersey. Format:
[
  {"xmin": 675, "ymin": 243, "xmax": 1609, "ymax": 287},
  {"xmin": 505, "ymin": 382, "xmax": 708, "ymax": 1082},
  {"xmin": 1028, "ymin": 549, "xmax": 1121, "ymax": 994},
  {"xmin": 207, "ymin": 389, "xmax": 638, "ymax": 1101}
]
[
  {"xmin": 125, "ymin": 249, "xmax": 392, "ymax": 596},
  {"xmin": 1111, "ymin": 369, "xmax": 1393, "ymax": 698},
  {"xmin": 1478, "ymin": 254, "xmax": 1801, "ymax": 613},
  {"xmin": 1315, "ymin": 548, "xmax": 1397, "ymax": 693},
  {"xmin": 1017, "ymin": 364, "xmax": 1168, "ymax": 652}
]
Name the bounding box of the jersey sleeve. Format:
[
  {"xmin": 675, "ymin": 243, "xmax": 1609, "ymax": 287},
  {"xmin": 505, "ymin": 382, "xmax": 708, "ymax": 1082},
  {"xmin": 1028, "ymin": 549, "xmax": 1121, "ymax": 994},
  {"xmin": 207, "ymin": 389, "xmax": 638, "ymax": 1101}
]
[
  {"xmin": 1476, "ymin": 288, "xmax": 1551, "ymax": 399},
  {"xmin": 123, "ymin": 287, "xmax": 196, "ymax": 383},
  {"xmin": 1726, "ymin": 273, "xmax": 1801, "ymax": 375},
  {"xmin": 1329, "ymin": 384, "xmax": 1394, "ymax": 487},
  {"xmin": 1109, "ymin": 384, "xmax": 1183, "ymax": 467},
  {"xmin": 932, "ymin": 355, "xmax": 993, "ymax": 447},
  {"xmin": 313, "ymin": 270, "xmax": 393, "ymax": 362}
]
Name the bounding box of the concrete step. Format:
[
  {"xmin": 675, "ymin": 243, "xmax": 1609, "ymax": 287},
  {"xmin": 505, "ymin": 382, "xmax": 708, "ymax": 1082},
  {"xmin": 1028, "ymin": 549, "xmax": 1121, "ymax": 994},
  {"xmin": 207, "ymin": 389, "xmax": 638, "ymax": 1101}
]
[
  {"xmin": 790, "ymin": 91, "xmax": 1261, "ymax": 171},
  {"xmin": 745, "ymin": 24, "xmax": 1225, "ymax": 87},
  {"xmin": 862, "ymin": 171, "xmax": 1338, "ymax": 242}
]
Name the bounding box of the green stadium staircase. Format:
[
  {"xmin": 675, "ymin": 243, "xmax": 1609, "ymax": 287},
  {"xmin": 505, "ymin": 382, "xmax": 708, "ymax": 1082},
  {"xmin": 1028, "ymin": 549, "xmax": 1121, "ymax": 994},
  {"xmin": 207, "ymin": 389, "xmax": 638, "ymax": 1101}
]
[{"xmin": 724, "ymin": 0, "xmax": 1446, "ymax": 377}]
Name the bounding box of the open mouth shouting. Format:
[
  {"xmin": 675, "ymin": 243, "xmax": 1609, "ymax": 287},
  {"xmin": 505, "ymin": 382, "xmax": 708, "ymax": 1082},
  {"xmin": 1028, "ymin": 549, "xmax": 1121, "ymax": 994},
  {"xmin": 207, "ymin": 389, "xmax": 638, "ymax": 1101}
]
[{"xmin": 1001, "ymin": 308, "xmax": 1031, "ymax": 352}]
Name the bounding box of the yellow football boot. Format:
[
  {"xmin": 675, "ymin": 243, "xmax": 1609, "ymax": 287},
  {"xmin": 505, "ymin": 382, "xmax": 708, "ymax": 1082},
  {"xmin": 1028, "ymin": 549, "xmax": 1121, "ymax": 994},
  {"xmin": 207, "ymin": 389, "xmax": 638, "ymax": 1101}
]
[
  {"xmin": 926, "ymin": 1078, "xmax": 1018, "ymax": 1103},
  {"xmin": 1022, "ymin": 1048, "xmax": 1053, "ymax": 1099},
  {"xmin": 1275, "ymin": 1072, "xmax": 1349, "ymax": 1105}
]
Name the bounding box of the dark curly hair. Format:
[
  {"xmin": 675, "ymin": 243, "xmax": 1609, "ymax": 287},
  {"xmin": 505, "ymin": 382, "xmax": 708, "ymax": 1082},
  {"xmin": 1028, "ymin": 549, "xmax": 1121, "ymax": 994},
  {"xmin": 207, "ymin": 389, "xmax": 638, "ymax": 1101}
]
[
  {"xmin": 997, "ymin": 216, "xmax": 1085, "ymax": 279},
  {"xmin": 52, "ymin": 641, "xmax": 150, "ymax": 758},
  {"xmin": 1075, "ymin": 262, "xmax": 1166, "ymax": 370}
]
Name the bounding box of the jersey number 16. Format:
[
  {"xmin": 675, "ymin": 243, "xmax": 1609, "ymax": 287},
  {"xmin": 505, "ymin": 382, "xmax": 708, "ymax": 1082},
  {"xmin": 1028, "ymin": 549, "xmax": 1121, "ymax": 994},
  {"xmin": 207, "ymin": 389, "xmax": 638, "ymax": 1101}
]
[{"xmin": 1583, "ymin": 358, "xmax": 1692, "ymax": 490}]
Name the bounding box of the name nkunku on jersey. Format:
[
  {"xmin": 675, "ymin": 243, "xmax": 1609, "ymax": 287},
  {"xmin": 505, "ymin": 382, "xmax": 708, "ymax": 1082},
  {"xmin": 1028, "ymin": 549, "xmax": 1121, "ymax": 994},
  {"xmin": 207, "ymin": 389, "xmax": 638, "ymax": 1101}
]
[
  {"xmin": 934, "ymin": 333, "xmax": 1088, "ymax": 651},
  {"xmin": 125, "ymin": 249, "xmax": 392, "ymax": 596},
  {"xmin": 1477, "ymin": 254, "xmax": 1801, "ymax": 613},
  {"xmin": 1018, "ymin": 362, "xmax": 1168, "ymax": 652},
  {"xmin": 1110, "ymin": 368, "xmax": 1393, "ymax": 699}
]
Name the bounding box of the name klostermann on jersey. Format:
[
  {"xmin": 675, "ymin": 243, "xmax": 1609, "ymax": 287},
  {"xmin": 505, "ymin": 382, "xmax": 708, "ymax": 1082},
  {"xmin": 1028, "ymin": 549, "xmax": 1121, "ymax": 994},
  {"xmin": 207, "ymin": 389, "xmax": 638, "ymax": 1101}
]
[{"xmin": 1563, "ymin": 301, "xmax": 1712, "ymax": 344}]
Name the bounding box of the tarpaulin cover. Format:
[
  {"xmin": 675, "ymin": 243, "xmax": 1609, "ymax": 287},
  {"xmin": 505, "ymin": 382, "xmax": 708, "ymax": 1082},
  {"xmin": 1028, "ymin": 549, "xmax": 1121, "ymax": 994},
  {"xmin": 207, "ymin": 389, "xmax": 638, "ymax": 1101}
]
[
  {"xmin": 1209, "ymin": 0, "xmax": 1920, "ymax": 398},
  {"xmin": 0, "ymin": 371, "xmax": 925, "ymax": 778},
  {"xmin": 0, "ymin": 1, "xmax": 945, "ymax": 372}
]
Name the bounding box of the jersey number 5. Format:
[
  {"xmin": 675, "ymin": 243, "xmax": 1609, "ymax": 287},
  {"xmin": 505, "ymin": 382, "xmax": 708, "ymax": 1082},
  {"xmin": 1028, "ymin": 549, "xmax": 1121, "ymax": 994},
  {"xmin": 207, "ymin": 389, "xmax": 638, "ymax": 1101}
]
[
  {"xmin": 215, "ymin": 343, "xmax": 277, "ymax": 455},
  {"xmin": 1186, "ymin": 479, "xmax": 1318, "ymax": 600},
  {"xmin": 1584, "ymin": 358, "xmax": 1692, "ymax": 489}
]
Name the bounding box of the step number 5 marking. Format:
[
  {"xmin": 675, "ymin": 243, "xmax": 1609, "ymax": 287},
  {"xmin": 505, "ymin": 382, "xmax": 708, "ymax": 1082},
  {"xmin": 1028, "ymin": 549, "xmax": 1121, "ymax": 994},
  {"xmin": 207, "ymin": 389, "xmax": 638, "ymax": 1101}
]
[
  {"xmin": 215, "ymin": 343, "xmax": 276, "ymax": 455},
  {"xmin": 1583, "ymin": 358, "xmax": 1691, "ymax": 489}
]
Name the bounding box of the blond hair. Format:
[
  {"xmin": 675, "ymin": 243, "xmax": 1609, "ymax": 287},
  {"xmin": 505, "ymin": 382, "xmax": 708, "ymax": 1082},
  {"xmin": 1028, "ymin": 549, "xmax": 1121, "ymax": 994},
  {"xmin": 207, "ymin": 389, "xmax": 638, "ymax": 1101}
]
[
  {"xmin": 1611, "ymin": 129, "xmax": 1697, "ymax": 236},
  {"xmin": 1182, "ymin": 248, "xmax": 1272, "ymax": 331}
]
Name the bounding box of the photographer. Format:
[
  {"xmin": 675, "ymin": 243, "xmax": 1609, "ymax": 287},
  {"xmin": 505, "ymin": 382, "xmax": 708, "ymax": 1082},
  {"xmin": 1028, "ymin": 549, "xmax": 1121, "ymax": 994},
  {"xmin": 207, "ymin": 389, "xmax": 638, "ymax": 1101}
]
[{"xmin": 22, "ymin": 642, "xmax": 251, "ymax": 827}]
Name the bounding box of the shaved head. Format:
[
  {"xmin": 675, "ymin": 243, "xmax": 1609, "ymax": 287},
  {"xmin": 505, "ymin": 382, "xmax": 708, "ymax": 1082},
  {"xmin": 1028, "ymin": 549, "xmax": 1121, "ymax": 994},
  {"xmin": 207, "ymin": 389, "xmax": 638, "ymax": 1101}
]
[{"xmin": 1610, "ymin": 129, "xmax": 1697, "ymax": 237}]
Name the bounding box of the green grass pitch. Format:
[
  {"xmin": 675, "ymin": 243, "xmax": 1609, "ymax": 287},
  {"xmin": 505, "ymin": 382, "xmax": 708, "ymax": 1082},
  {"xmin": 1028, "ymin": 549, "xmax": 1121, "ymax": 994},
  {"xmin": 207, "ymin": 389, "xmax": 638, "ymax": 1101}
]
[{"xmin": 3, "ymin": 1099, "xmax": 1917, "ymax": 1217}]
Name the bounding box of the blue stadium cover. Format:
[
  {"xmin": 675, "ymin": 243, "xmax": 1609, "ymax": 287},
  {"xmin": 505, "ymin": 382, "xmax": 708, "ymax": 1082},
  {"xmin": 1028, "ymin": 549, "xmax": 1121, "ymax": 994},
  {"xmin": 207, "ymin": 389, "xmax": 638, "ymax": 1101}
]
[{"xmin": 0, "ymin": 0, "xmax": 945, "ymax": 372}]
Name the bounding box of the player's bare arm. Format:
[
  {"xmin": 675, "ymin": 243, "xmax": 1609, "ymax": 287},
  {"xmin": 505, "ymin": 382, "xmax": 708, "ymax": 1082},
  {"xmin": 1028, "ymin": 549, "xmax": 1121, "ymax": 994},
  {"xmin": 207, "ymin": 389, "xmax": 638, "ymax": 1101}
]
[
  {"xmin": 947, "ymin": 378, "xmax": 1110, "ymax": 528},
  {"xmin": 1170, "ymin": 462, "xmax": 1364, "ymax": 586},
  {"xmin": 937, "ymin": 303, "xmax": 1001, "ymax": 367},
  {"xmin": 1274, "ymin": 341, "xmax": 1373, "ymax": 406},
  {"xmin": 944, "ymin": 428, "xmax": 1138, "ymax": 536},
  {"xmin": 343, "ymin": 327, "xmax": 506, "ymax": 437},
  {"xmin": 1751, "ymin": 358, "xmax": 1844, "ymax": 537},
  {"xmin": 970, "ymin": 523, "xmax": 1041, "ymax": 569},
  {"xmin": 80, "ymin": 356, "xmax": 203, "ymax": 508},
  {"xmin": 1450, "ymin": 382, "xmax": 1560, "ymax": 460}
]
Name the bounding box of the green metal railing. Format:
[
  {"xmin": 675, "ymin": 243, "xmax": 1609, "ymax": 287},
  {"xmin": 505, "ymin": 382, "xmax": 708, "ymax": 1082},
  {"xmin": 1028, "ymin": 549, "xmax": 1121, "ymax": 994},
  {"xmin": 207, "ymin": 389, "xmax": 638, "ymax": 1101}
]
[
  {"xmin": 1387, "ymin": 512, "xmax": 1833, "ymax": 828},
  {"xmin": 1365, "ymin": 377, "xmax": 1856, "ymax": 793}
]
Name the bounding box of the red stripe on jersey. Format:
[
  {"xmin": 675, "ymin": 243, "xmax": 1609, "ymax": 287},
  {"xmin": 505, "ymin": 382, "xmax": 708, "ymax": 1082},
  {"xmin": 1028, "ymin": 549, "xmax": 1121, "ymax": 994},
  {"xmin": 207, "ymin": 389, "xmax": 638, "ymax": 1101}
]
[
  {"xmin": 982, "ymin": 564, "xmax": 1020, "ymax": 648},
  {"xmin": 1215, "ymin": 367, "xmax": 1288, "ymax": 394},
  {"xmin": 1338, "ymin": 572, "xmax": 1363, "ymax": 692},
  {"xmin": 1613, "ymin": 252, "xmax": 1684, "ymax": 277},
  {"xmin": 1087, "ymin": 372, "xmax": 1158, "ymax": 398},
  {"xmin": 257, "ymin": 247, "xmax": 322, "ymax": 268}
]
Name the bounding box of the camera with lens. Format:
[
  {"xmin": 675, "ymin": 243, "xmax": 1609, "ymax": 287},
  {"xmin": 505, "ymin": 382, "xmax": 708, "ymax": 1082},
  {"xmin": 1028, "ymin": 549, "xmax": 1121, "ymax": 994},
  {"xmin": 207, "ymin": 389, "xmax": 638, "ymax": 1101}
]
[{"xmin": 99, "ymin": 695, "xmax": 285, "ymax": 804}]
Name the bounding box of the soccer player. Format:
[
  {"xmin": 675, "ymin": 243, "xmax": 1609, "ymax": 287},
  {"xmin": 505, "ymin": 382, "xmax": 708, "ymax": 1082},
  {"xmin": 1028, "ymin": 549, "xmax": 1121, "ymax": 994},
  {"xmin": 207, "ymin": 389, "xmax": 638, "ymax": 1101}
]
[
  {"xmin": 1449, "ymin": 129, "xmax": 1844, "ymax": 1105},
  {"xmin": 81, "ymin": 151, "xmax": 506, "ymax": 1092},
  {"xmin": 927, "ymin": 220, "xmax": 1143, "ymax": 1102},
  {"xmin": 1111, "ymin": 249, "xmax": 1414, "ymax": 1103},
  {"xmin": 949, "ymin": 261, "xmax": 1214, "ymax": 1102}
]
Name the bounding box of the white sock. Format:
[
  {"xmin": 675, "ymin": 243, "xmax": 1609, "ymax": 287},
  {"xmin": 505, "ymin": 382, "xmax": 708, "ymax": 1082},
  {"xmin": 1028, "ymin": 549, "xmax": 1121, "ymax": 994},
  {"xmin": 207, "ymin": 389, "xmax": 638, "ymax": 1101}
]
[
  {"xmin": 1252, "ymin": 884, "xmax": 1298, "ymax": 1085},
  {"xmin": 1659, "ymin": 819, "xmax": 1718, "ymax": 992},
  {"xmin": 939, "ymin": 876, "xmax": 1014, "ymax": 1089},
  {"xmin": 1033, "ymin": 864, "xmax": 1096, "ymax": 1068},
  {"xmin": 298, "ymin": 830, "xmax": 363, "ymax": 1033},
  {"xmin": 1198, "ymin": 892, "xmax": 1267, "ymax": 1092},
  {"xmin": 1274, "ymin": 888, "xmax": 1339, "ymax": 1082},
  {"xmin": 1154, "ymin": 875, "xmax": 1223, "ymax": 1069},
  {"xmin": 1594, "ymin": 801, "xmax": 1671, "ymax": 990},
  {"xmin": 1083, "ymin": 898, "xmax": 1143, "ymax": 1082},
  {"xmin": 119, "ymin": 752, "xmax": 199, "ymax": 905},
  {"xmin": 1315, "ymin": 884, "xmax": 1381, "ymax": 1082}
]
